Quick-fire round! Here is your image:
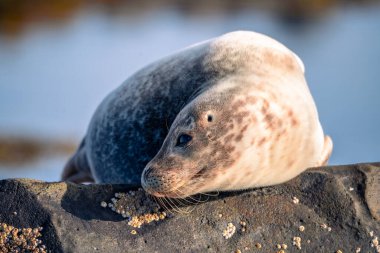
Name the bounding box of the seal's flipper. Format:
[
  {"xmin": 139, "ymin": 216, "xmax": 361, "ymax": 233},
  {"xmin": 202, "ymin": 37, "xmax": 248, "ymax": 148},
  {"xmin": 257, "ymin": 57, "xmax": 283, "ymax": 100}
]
[
  {"xmin": 62, "ymin": 138, "xmax": 94, "ymax": 183},
  {"xmin": 319, "ymin": 135, "xmax": 333, "ymax": 166}
]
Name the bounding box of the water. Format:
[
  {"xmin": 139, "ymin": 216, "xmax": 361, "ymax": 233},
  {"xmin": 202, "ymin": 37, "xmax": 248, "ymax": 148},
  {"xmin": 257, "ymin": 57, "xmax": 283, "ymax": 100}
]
[
  {"xmin": 0, "ymin": 155, "xmax": 66, "ymax": 182},
  {"xmin": 0, "ymin": 4, "xmax": 379, "ymax": 181}
]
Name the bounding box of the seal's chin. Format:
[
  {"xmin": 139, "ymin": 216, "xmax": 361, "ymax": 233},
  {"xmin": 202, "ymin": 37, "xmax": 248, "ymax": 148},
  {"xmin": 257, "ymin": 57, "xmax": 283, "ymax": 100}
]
[
  {"xmin": 143, "ymin": 187, "xmax": 194, "ymax": 199},
  {"xmin": 146, "ymin": 191, "xmax": 167, "ymax": 198},
  {"xmin": 142, "ymin": 183, "xmax": 199, "ymax": 199}
]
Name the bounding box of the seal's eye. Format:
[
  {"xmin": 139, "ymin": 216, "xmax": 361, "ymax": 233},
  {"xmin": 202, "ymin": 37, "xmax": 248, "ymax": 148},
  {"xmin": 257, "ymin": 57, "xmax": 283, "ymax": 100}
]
[
  {"xmin": 207, "ymin": 114, "xmax": 213, "ymax": 122},
  {"xmin": 176, "ymin": 134, "xmax": 192, "ymax": 147}
]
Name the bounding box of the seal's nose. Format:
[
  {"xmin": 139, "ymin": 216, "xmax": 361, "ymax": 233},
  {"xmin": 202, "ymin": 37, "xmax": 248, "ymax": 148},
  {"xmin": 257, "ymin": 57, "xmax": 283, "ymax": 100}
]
[
  {"xmin": 141, "ymin": 166, "xmax": 181, "ymax": 196},
  {"xmin": 142, "ymin": 166, "xmax": 154, "ymax": 180},
  {"xmin": 141, "ymin": 166, "xmax": 157, "ymax": 191}
]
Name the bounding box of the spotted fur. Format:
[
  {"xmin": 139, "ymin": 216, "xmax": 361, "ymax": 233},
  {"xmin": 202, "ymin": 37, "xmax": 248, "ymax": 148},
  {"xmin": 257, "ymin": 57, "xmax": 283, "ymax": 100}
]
[{"xmin": 62, "ymin": 31, "xmax": 332, "ymax": 198}]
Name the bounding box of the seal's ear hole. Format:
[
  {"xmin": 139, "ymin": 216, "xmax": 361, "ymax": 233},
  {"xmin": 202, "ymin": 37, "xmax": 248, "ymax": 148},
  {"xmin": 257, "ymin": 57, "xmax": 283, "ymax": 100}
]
[{"xmin": 207, "ymin": 114, "xmax": 213, "ymax": 122}]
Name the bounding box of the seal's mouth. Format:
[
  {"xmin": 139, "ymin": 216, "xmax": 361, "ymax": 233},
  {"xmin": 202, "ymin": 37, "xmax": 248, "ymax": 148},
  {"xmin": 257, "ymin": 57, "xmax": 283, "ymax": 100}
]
[
  {"xmin": 143, "ymin": 182, "xmax": 192, "ymax": 198},
  {"xmin": 143, "ymin": 166, "xmax": 210, "ymax": 198}
]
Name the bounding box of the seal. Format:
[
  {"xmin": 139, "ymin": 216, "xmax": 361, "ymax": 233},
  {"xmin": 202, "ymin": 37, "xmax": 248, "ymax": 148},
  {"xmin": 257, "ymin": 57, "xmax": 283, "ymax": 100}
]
[{"xmin": 62, "ymin": 31, "xmax": 333, "ymax": 198}]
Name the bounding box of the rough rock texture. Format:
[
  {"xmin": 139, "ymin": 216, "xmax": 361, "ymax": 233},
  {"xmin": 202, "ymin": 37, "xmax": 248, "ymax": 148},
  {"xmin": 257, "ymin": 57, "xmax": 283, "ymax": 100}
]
[{"xmin": 0, "ymin": 163, "xmax": 379, "ymax": 253}]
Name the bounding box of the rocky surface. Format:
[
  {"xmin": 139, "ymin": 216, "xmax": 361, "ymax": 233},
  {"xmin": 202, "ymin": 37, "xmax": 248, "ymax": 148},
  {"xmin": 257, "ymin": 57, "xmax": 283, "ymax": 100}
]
[{"xmin": 0, "ymin": 163, "xmax": 379, "ymax": 253}]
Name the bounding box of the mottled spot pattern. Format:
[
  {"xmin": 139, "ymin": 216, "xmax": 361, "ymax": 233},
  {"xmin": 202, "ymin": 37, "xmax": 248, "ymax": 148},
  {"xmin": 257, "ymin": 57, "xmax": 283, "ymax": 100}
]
[{"xmin": 64, "ymin": 31, "xmax": 331, "ymax": 198}]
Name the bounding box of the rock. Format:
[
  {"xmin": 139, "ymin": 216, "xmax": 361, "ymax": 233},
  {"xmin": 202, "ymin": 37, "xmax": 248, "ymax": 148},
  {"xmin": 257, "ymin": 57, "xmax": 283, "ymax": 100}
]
[{"xmin": 0, "ymin": 163, "xmax": 379, "ymax": 253}]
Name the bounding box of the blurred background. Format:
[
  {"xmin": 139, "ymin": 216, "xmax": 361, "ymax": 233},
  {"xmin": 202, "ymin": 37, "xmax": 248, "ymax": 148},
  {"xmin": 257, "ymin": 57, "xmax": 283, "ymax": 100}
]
[{"xmin": 0, "ymin": 0, "xmax": 379, "ymax": 182}]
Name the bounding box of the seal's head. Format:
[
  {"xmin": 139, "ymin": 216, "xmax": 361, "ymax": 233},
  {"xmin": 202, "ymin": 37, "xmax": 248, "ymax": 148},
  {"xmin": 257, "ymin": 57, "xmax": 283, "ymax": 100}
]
[
  {"xmin": 140, "ymin": 31, "xmax": 330, "ymax": 199},
  {"xmin": 141, "ymin": 83, "xmax": 252, "ymax": 198}
]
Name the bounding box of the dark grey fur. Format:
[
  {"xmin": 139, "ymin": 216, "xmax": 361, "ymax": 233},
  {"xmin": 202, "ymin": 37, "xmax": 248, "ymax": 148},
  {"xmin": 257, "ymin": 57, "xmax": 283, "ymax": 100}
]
[{"xmin": 64, "ymin": 41, "xmax": 236, "ymax": 184}]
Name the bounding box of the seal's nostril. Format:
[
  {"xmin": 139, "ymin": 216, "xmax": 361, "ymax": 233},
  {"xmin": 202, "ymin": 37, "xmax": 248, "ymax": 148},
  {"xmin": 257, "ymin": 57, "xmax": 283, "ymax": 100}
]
[{"xmin": 143, "ymin": 167, "xmax": 154, "ymax": 180}]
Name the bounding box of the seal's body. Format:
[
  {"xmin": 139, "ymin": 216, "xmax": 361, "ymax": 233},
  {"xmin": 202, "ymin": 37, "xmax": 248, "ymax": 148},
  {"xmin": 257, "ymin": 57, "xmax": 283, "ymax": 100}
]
[{"xmin": 63, "ymin": 31, "xmax": 332, "ymax": 198}]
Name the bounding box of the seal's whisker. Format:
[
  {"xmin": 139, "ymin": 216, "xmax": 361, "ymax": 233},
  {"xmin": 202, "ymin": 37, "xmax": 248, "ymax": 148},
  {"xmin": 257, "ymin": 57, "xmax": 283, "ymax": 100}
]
[
  {"xmin": 168, "ymin": 196, "xmax": 191, "ymax": 215},
  {"xmin": 156, "ymin": 196, "xmax": 166, "ymax": 211},
  {"xmin": 197, "ymin": 193, "xmax": 210, "ymax": 202},
  {"xmin": 175, "ymin": 195, "xmax": 198, "ymax": 206},
  {"xmin": 148, "ymin": 194, "xmax": 157, "ymax": 205},
  {"xmin": 161, "ymin": 196, "xmax": 178, "ymax": 214},
  {"xmin": 172, "ymin": 188, "xmax": 197, "ymax": 203},
  {"xmin": 157, "ymin": 196, "xmax": 173, "ymax": 215},
  {"xmin": 171, "ymin": 190, "xmax": 197, "ymax": 206},
  {"xmin": 169, "ymin": 189, "xmax": 197, "ymax": 205},
  {"xmin": 151, "ymin": 195, "xmax": 162, "ymax": 211},
  {"xmin": 148, "ymin": 193, "xmax": 156, "ymax": 203},
  {"xmin": 183, "ymin": 191, "xmax": 210, "ymax": 204},
  {"xmin": 162, "ymin": 197, "xmax": 180, "ymax": 215},
  {"xmin": 170, "ymin": 192, "xmax": 194, "ymax": 214},
  {"xmin": 165, "ymin": 196, "xmax": 188, "ymax": 215},
  {"xmin": 199, "ymin": 191, "xmax": 220, "ymax": 197},
  {"xmin": 174, "ymin": 199, "xmax": 195, "ymax": 214},
  {"xmin": 174, "ymin": 188, "xmax": 208, "ymax": 204},
  {"xmin": 174, "ymin": 198, "xmax": 191, "ymax": 207},
  {"xmin": 164, "ymin": 196, "xmax": 179, "ymax": 213}
]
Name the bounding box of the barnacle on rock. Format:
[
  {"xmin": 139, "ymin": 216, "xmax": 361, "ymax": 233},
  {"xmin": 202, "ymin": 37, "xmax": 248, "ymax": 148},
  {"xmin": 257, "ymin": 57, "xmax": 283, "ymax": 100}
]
[
  {"xmin": 101, "ymin": 188, "xmax": 167, "ymax": 229},
  {"xmin": 0, "ymin": 222, "xmax": 46, "ymax": 253},
  {"xmin": 293, "ymin": 236, "xmax": 302, "ymax": 250},
  {"xmin": 222, "ymin": 222, "xmax": 236, "ymax": 239}
]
